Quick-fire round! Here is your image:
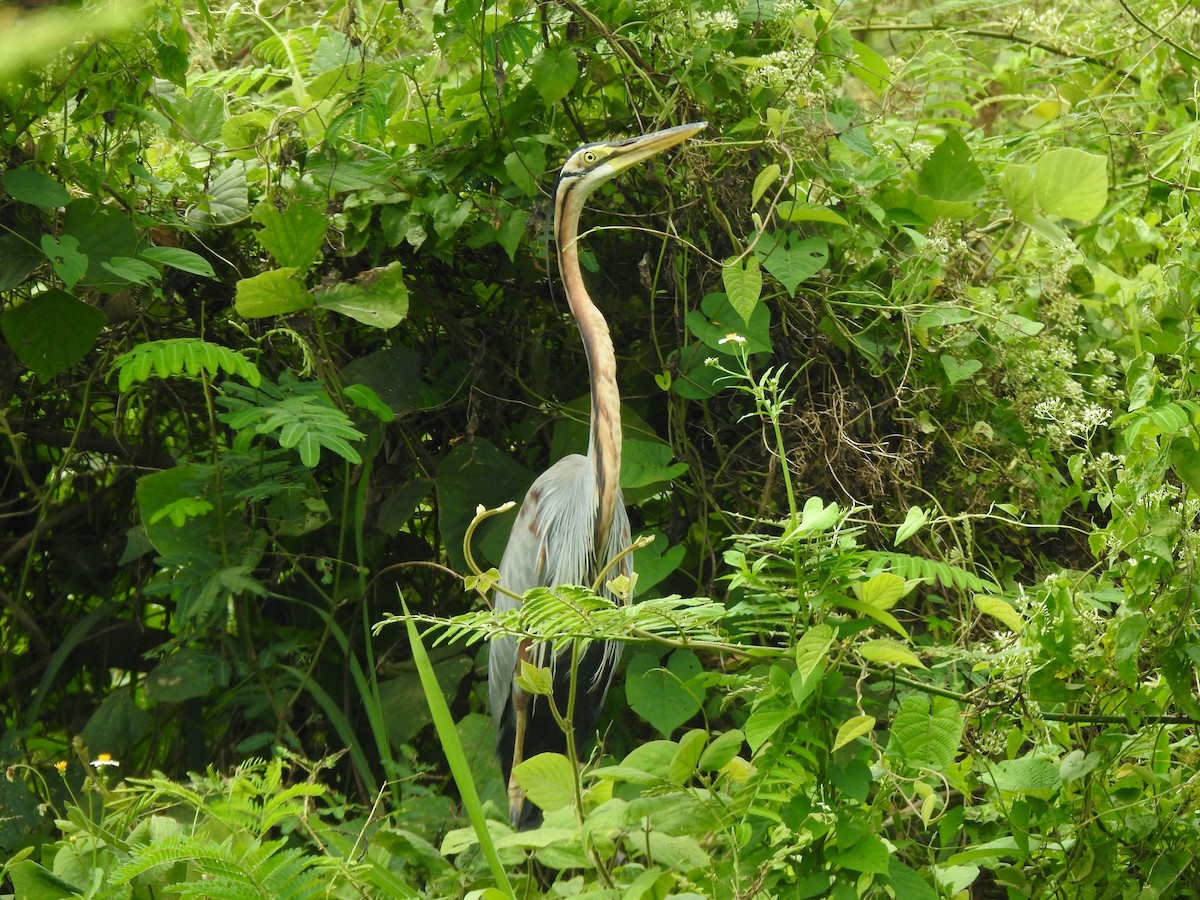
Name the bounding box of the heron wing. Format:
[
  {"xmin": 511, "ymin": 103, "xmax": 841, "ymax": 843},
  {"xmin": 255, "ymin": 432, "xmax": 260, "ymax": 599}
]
[{"xmin": 488, "ymin": 455, "xmax": 591, "ymax": 727}]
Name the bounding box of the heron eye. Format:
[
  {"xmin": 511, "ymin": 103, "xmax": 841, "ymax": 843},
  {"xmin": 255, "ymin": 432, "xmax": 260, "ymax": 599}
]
[{"xmin": 584, "ymin": 151, "xmax": 597, "ymax": 163}]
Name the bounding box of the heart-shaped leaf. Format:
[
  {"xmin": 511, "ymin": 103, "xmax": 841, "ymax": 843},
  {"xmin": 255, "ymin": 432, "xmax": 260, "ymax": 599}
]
[
  {"xmin": 753, "ymin": 232, "xmax": 828, "ymax": 297},
  {"xmin": 721, "ymin": 255, "xmax": 762, "ymax": 324},
  {"xmin": 626, "ymin": 650, "xmax": 704, "ymax": 737},
  {"xmin": 940, "ymin": 354, "xmax": 982, "ymax": 384}
]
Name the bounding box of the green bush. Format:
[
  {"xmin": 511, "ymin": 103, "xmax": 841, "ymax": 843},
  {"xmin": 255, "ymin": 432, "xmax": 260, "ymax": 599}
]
[{"xmin": 3, "ymin": 0, "xmax": 1200, "ymax": 896}]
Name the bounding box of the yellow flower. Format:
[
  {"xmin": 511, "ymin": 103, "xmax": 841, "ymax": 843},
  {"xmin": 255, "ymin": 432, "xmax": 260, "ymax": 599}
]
[{"xmin": 55, "ymin": 760, "xmax": 68, "ymax": 774}]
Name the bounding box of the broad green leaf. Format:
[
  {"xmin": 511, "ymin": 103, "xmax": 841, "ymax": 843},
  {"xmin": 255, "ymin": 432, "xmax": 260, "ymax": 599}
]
[
  {"xmin": 631, "ymin": 531, "xmax": 685, "ymax": 597},
  {"xmin": 512, "ymin": 752, "xmax": 576, "ymax": 812},
  {"xmin": 982, "ymin": 754, "xmax": 1062, "ymax": 794},
  {"xmin": 530, "ymin": 47, "xmax": 578, "ymax": 107},
  {"xmin": 505, "ymin": 144, "xmax": 546, "ymax": 199},
  {"xmin": 830, "ymin": 757, "xmax": 872, "ymax": 801},
  {"xmin": 886, "ymin": 695, "xmax": 962, "ymax": 771},
  {"xmin": 496, "ymin": 207, "xmax": 529, "ymax": 261},
  {"xmin": 721, "ymin": 255, "xmax": 763, "ymax": 324},
  {"xmin": 916, "ymin": 306, "xmax": 975, "ymax": 328},
  {"xmin": 833, "ymin": 596, "xmax": 908, "ymax": 638},
  {"xmin": 994, "ymin": 312, "xmax": 1044, "ymax": 341},
  {"xmin": 668, "ymin": 729, "xmax": 708, "ymax": 784},
  {"xmin": 628, "ymin": 831, "xmax": 708, "ymax": 874},
  {"xmin": 1001, "ymin": 163, "xmax": 1037, "ymax": 223},
  {"xmin": 941, "ymin": 354, "xmax": 982, "ymax": 384},
  {"xmin": 776, "ymin": 201, "xmax": 849, "ymax": 226},
  {"xmin": 858, "ymin": 638, "xmax": 925, "ymax": 669},
  {"xmin": 827, "ymin": 833, "xmax": 890, "ymax": 875},
  {"xmin": 62, "ymin": 199, "xmax": 141, "ymax": 288},
  {"xmin": 620, "ymin": 440, "xmax": 688, "ymax": 490},
  {"xmin": 792, "ymin": 496, "xmax": 841, "ymax": 534},
  {"xmin": 849, "ymin": 39, "xmax": 890, "ymax": 95},
  {"xmin": 698, "ymin": 729, "xmax": 745, "ymax": 771},
  {"xmin": 39, "ymin": 234, "xmax": 87, "ymax": 291},
  {"xmin": 173, "ymin": 85, "xmax": 225, "ymax": 145},
  {"xmin": 751, "ymin": 163, "xmax": 781, "ymax": 206},
  {"xmin": 316, "ymin": 262, "xmax": 409, "ymax": 329},
  {"xmin": 1035, "ymin": 147, "xmax": 1107, "ymax": 221},
  {"xmin": 0, "ymin": 289, "xmax": 105, "ymax": 381},
  {"xmin": 8, "ymin": 858, "xmax": 86, "ymax": 898},
  {"xmin": 234, "ymin": 268, "xmax": 313, "ymax": 318},
  {"xmin": 1149, "ymin": 401, "xmax": 1188, "ymax": 435},
  {"xmin": 833, "ymin": 715, "xmax": 876, "ymax": 751},
  {"xmin": 626, "ymin": 650, "xmax": 704, "ymax": 738},
  {"xmin": 625, "ymin": 794, "xmax": 724, "ymax": 839},
  {"xmin": 202, "ymin": 160, "xmax": 249, "ymax": 225},
  {"xmin": 144, "ymin": 649, "xmax": 230, "ymax": 704},
  {"xmin": 136, "ymin": 465, "xmax": 217, "ymax": 560},
  {"xmin": 427, "ymin": 192, "xmax": 471, "ymax": 241},
  {"xmin": 437, "ymin": 438, "xmax": 535, "ymax": 570},
  {"xmin": 1059, "ymin": 749, "xmax": 1101, "ymax": 782},
  {"xmin": 343, "ymin": 383, "xmax": 395, "ymax": 423},
  {"xmin": 853, "ymin": 573, "xmax": 907, "ymax": 609},
  {"xmin": 793, "ymin": 623, "xmax": 835, "ymax": 706},
  {"xmin": 885, "ymin": 859, "xmax": 939, "ymax": 900},
  {"xmin": 253, "ymin": 201, "xmax": 329, "ymax": 271},
  {"xmin": 1113, "ymin": 612, "xmax": 1147, "ymax": 684},
  {"xmin": 2, "ymin": 168, "xmax": 70, "ymax": 210},
  {"xmin": 743, "ymin": 706, "xmax": 795, "ymax": 752},
  {"xmin": 0, "ymin": 227, "xmax": 44, "ymax": 291},
  {"xmin": 685, "ymin": 291, "xmax": 773, "ymax": 355},
  {"xmin": 140, "ymin": 246, "xmax": 216, "ymax": 279},
  {"xmin": 1126, "ymin": 351, "xmax": 1156, "ymax": 411},
  {"xmin": 973, "ymin": 595, "xmax": 1023, "ymax": 633},
  {"xmin": 1170, "ymin": 439, "xmax": 1200, "ymax": 494},
  {"xmin": 795, "ymin": 623, "xmax": 835, "ymax": 681},
  {"xmin": 946, "ymin": 837, "xmax": 1029, "ymax": 866},
  {"xmin": 894, "ymin": 505, "xmax": 928, "ymax": 545},
  {"xmin": 753, "ymin": 232, "xmax": 828, "ymax": 297},
  {"xmin": 102, "ymin": 256, "xmax": 159, "ymax": 285},
  {"xmin": 917, "ymin": 130, "xmax": 984, "ymax": 203}
]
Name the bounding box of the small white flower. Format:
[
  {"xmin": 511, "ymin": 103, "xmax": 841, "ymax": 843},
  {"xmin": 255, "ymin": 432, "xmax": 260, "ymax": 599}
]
[{"xmin": 718, "ymin": 333, "xmax": 746, "ymax": 345}]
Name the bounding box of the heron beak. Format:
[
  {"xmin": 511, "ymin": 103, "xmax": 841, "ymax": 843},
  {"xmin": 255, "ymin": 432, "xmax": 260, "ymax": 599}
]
[{"xmin": 605, "ymin": 121, "xmax": 707, "ymax": 176}]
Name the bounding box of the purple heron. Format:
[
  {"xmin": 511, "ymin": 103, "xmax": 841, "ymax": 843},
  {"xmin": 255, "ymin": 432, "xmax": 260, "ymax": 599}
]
[{"xmin": 489, "ymin": 121, "xmax": 706, "ymax": 828}]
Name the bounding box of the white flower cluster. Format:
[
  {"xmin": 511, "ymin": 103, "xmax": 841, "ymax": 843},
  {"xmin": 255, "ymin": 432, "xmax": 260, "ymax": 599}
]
[
  {"xmin": 695, "ymin": 8, "xmax": 739, "ymax": 32},
  {"xmin": 1030, "ymin": 396, "xmax": 1110, "ymax": 446},
  {"xmin": 774, "ymin": 0, "xmax": 807, "ymax": 16},
  {"xmin": 746, "ymin": 50, "xmax": 816, "ymax": 95}
]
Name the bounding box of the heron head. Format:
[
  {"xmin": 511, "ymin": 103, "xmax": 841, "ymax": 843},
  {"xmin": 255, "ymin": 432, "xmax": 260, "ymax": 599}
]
[{"xmin": 555, "ymin": 121, "xmax": 707, "ymax": 216}]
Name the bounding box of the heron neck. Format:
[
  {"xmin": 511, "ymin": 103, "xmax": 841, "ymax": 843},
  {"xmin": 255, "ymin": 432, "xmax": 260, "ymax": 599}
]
[{"xmin": 557, "ymin": 219, "xmax": 622, "ymax": 554}]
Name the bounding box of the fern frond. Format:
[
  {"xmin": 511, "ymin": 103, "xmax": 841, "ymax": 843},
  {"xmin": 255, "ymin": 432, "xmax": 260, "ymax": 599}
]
[
  {"xmin": 397, "ymin": 588, "xmax": 731, "ymax": 657},
  {"xmin": 115, "ymin": 834, "xmax": 332, "ymax": 900},
  {"xmin": 865, "ymin": 552, "xmax": 998, "ymax": 593},
  {"xmin": 218, "ymin": 376, "xmax": 365, "ymax": 467},
  {"xmin": 111, "ymin": 338, "xmax": 261, "ymax": 391}
]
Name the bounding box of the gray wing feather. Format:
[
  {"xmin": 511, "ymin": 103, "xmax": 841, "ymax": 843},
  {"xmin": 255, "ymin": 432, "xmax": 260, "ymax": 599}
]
[{"xmin": 487, "ymin": 454, "xmax": 631, "ymax": 727}]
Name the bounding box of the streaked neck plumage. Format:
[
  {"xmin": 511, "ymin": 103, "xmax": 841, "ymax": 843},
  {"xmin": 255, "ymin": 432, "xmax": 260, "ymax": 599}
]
[{"xmin": 554, "ymin": 181, "xmax": 622, "ymax": 560}]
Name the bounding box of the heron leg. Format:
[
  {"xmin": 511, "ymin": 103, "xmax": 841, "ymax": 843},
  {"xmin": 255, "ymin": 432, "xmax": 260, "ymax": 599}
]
[{"xmin": 508, "ymin": 687, "xmax": 529, "ymax": 827}]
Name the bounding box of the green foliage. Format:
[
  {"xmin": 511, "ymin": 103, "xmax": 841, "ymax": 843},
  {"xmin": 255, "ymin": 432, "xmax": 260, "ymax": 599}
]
[{"xmin": 4, "ymin": 0, "xmax": 1200, "ymax": 896}]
